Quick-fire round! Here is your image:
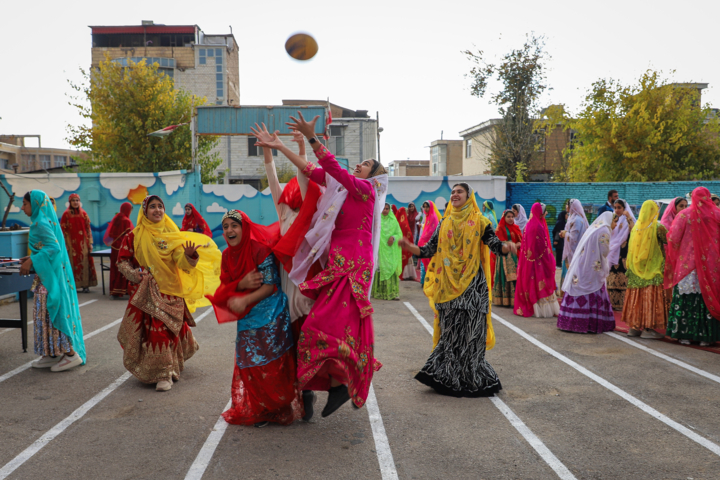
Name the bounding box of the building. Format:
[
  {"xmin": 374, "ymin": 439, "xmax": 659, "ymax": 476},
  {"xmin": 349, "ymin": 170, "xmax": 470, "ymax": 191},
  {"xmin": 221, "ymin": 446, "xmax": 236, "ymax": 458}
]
[
  {"xmin": 389, "ymin": 160, "xmax": 429, "ymax": 177},
  {"xmin": 459, "ymin": 120, "xmax": 498, "ymax": 176},
  {"xmin": 0, "ymin": 135, "xmax": 83, "ymax": 173},
  {"xmin": 90, "ymin": 21, "xmax": 240, "ymax": 179},
  {"xmin": 429, "ymin": 139, "xmax": 463, "ymax": 176}
]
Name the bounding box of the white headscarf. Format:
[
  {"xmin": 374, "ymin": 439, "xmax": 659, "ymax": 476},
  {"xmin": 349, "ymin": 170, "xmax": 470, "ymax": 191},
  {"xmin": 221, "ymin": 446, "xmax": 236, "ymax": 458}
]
[
  {"xmin": 562, "ymin": 211, "xmax": 613, "ymax": 297},
  {"xmin": 608, "ymin": 199, "xmax": 636, "ymax": 266},
  {"xmin": 562, "ymin": 199, "xmax": 590, "ymax": 263},
  {"xmin": 513, "ymin": 204, "xmax": 528, "ymax": 232}
]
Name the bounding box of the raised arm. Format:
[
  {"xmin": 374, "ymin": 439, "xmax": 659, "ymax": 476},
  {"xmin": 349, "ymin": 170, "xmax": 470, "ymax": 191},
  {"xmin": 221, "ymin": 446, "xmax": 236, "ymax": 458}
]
[
  {"xmin": 292, "ymin": 130, "xmax": 309, "ymax": 199},
  {"xmin": 252, "ymin": 123, "xmax": 326, "ymax": 186}
]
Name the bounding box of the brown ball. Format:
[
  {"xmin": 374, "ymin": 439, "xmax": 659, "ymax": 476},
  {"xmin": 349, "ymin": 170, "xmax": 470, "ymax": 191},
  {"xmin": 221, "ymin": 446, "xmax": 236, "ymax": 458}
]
[{"xmin": 285, "ymin": 33, "xmax": 319, "ymax": 61}]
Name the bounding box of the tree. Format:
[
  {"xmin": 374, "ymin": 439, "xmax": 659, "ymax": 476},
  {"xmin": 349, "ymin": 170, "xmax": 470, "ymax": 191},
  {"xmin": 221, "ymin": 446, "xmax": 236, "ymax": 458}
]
[
  {"xmin": 259, "ymin": 161, "xmax": 297, "ymax": 191},
  {"xmin": 548, "ymin": 70, "xmax": 720, "ymax": 182},
  {"xmin": 464, "ymin": 34, "xmax": 550, "ymax": 181},
  {"xmin": 66, "ymin": 57, "xmax": 222, "ymax": 183}
]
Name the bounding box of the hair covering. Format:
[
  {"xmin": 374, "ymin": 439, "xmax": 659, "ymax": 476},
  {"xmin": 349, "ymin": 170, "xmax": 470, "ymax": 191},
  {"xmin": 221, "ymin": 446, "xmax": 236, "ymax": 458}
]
[
  {"xmin": 482, "ymin": 200, "xmax": 498, "ymax": 228},
  {"xmin": 396, "ymin": 207, "xmax": 415, "ymax": 273},
  {"xmin": 378, "ymin": 206, "xmax": 403, "ymax": 281},
  {"xmin": 273, "ymin": 177, "xmax": 322, "ymax": 273},
  {"xmin": 407, "ymin": 203, "xmax": 417, "ymax": 234},
  {"xmin": 181, "ymin": 203, "xmax": 212, "ymax": 237},
  {"xmin": 513, "ymin": 203, "xmax": 557, "ymax": 317},
  {"xmin": 423, "ymin": 189, "xmax": 495, "ymax": 350},
  {"xmin": 28, "ymin": 190, "xmax": 86, "ymax": 363},
  {"xmin": 665, "ymin": 187, "xmax": 720, "ymax": 319},
  {"xmin": 497, "ymin": 210, "xmax": 523, "ymax": 243},
  {"xmin": 562, "ymin": 199, "xmax": 589, "ymax": 264},
  {"xmin": 103, "ymin": 202, "xmax": 134, "ymax": 247},
  {"xmin": 562, "ymin": 212, "xmax": 613, "ymax": 297},
  {"xmin": 626, "ymin": 200, "xmax": 664, "ymax": 280},
  {"xmin": 608, "ymin": 199, "xmax": 636, "ymax": 266},
  {"xmin": 512, "ymin": 204, "xmax": 528, "ymax": 232},
  {"xmin": 206, "ymin": 210, "xmax": 282, "ymax": 323},
  {"xmin": 660, "ymin": 197, "xmax": 685, "ymax": 230},
  {"xmin": 133, "ymin": 195, "xmax": 222, "ymax": 312},
  {"xmin": 62, "ymin": 193, "xmax": 92, "ymax": 248},
  {"xmin": 418, "ymin": 200, "xmax": 442, "ymax": 274}
]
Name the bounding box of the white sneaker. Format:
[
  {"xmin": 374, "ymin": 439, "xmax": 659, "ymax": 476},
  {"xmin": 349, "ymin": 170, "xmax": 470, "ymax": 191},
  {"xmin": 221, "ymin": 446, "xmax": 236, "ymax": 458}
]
[
  {"xmin": 679, "ymin": 339, "xmax": 691, "ymax": 345},
  {"xmin": 50, "ymin": 354, "xmax": 82, "ymax": 372},
  {"xmin": 32, "ymin": 356, "xmax": 61, "ymax": 369},
  {"xmin": 700, "ymin": 341, "xmax": 713, "ymax": 347},
  {"xmin": 640, "ymin": 329, "xmax": 665, "ymax": 340},
  {"xmin": 156, "ymin": 380, "xmax": 172, "ymax": 391},
  {"xmin": 627, "ymin": 328, "xmax": 642, "ymax": 337}
]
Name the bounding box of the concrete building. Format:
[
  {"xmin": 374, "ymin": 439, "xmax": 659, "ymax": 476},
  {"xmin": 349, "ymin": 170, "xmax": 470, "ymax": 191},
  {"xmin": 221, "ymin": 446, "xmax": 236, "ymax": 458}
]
[
  {"xmin": 389, "ymin": 160, "xmax": 429, "ymax": 177},
  {"xmin": 459, "ymin": 120, "xmax": 498, "ymax": 176},
  {"xmin": 0, "ymin": 135, "xmax": 83, "ymax": 173},
  {"xmin": 429, "ymin": 139, "xmax": 463, "ymax": 176}
]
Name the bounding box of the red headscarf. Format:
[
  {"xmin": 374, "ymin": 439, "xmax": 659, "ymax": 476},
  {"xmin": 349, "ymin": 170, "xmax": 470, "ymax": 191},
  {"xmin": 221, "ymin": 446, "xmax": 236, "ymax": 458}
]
[
  {"xmin": 660, "ymin": 197, "xmax": 685, "ymax": 229},
  {"xmin": 396, "ymin": 207, "xmax": 414, "ymax": 272},
  {"xmin": 407, "ymin": 203, "xmax": 418, "ymax": 234},
  {"xmin": 665, "ymin": 187, "xmax": 720, "ymax": 319},
  {"xmin": 61, "ymin": 193, "xmax": 92, "ymax": 250},
  {"xmin": 391, "ymin": 204, "xmax": 399, "ymax": 216},
  {"xmin": 206, "ymin": 210, "xmax": 281, "ymax": 324},
  {"xmin": 103, "ymin": 202, "xmax": 134, "ymax": 247},
  {"xmin": 181, "ymin": 203, "xmax": 212, "ymax": 237},
  {"xmin": 514, "ymin": 203, "xmax": 556, "ymax": 317},
  {"xmin": 272, "ymin": 177, "xmax": 322, "ymax": 273},
  {"xmin": 496, "ymin": 210, "xmax": 523, "ymax": 243}
]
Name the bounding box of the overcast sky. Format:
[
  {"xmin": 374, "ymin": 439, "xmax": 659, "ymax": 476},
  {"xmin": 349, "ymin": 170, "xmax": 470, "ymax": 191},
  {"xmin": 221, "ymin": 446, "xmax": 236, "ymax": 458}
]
[{"xmin": 2, "ymin": 0, "xmax": 719, "ymax": 166}]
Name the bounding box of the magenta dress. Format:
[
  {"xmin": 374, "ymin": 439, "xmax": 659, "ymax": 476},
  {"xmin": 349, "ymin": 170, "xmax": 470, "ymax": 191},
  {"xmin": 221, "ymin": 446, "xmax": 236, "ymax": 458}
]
[{"xmin": 297, "ymin": 146, "xmax": 382, "ymax": 408}]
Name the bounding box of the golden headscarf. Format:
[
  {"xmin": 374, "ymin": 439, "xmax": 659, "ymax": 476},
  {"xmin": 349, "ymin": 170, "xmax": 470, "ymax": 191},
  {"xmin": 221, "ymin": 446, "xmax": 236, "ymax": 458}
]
[
  {"xmin": 424, "ymin": 190, "xmax": 495, "ymax": 350},
  {"xmin": 627, "ymin": 200, "xmax": 664, "ymax": 280},
  {"xmin": 133, "ymin": 196, "xmax": 222, "ymax": 312}
]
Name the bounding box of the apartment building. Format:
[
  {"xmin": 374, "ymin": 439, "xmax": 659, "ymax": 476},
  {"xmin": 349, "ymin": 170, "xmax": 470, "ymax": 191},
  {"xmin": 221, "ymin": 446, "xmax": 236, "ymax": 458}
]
[
  {"xmin": 389, "ymin": 160, "xmax": 429, "ymax": 177},
  {"xmin": 429, "ymin": 139, "xmax": 463, "ymax": 176},
  {"xmin": 0, "ymin": 135, "xmax": 83, "ymax": 173}
]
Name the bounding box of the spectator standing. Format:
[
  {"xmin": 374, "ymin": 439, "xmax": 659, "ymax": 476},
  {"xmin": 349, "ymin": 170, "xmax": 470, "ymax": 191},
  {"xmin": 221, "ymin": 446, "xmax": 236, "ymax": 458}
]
[{"xmin": 598, "ymin": 190, "xmax": 619, "ymax": 216}]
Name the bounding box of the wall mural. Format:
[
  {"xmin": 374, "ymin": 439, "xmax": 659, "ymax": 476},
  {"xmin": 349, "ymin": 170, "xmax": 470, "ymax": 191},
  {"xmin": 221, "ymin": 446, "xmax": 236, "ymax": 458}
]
[{"xmin": 0, "ymin": 171, "xmax": 507, "ymax": 251}]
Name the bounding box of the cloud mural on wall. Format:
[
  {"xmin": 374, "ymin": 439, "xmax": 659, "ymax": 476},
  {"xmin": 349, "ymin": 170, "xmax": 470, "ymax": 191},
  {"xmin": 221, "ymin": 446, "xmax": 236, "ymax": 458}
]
[
  {"xmin": 160, "ymin": 172, "xmax": 186, "ymax": 195},
  {"xmin": 434, "ymin": 196, "xmax": 447, "ymax": 210},
  {"xmin": 8, "ymin": 203, "xmax": 20, "ymax": 213},
  {"xmin": 100, "ymin": 173, "xmax": 156, "ymax": 200},
  {"xmin": 450, "ymin": 177, "xmax": 507, "ymax": 202},
  {"xmin": 206, "ymin": 202, "xmax": 228, "ymax": 213},
  {"xmin": 389, "ymin": 177, "xmax": 444, "ymax": 203},
  {"xmin": 6, "ymin": 173, "xmax": 81, "ymax": 199},
  {"xmin": 203, "ymin": 184, "xmax": 258, "ymax": 202},
  {"xmin": 172, "ymin": 202, "xmax": 184, "ymax": 216}
]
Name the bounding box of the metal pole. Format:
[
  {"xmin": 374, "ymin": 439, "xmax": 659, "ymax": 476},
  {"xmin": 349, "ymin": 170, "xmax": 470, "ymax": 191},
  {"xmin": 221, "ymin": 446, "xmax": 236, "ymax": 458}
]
[
  {"xmin": 190, "ymin": 98, "xmax": 196, "ymax": 171},
  {"xmin": 376, "ymin": 111, "xmax": 381, "ymax": 163}
]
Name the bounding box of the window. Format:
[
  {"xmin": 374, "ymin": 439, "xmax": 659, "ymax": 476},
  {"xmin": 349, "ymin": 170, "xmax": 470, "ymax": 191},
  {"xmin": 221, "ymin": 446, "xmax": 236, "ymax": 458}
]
[
  {"xmin": 466, "ymin": 139, "xmax": 472, "ymax": 158},
  {"xmin": 21, "ymin": 154, "xmax": 35, "ymax": 169},
  {"xmin": 215, "ymin": 48, "xmax": 222, "ymax": 57},
  {"xmin": 216, "ymin": 65, "xmax": 222, "ymax": 73},
  {"xmin": 199, "ymin": 48, "xmax": 206, "ymax": 65},
  {"xmin": 40, "ymin": 155, "xmax": 52, "ymax": 169},
  {"xmin": 534, "ymin": 129, "xmax": 546, "ymax": 152},
  {"xmin": 54, "ymin": 155, "xmax": 67, "ymax": 167},
  {"xmin": 431, "ymin": 144, "xmax": 447, "ymax": 176},
  {"xmin": 247, "ymin": 137, "xmax": 277, "ymax": 157},
  {"xmin": 330, "ymin": 125, "xmax": 344, "ymax": 156},
  {"xmin": 207, "ymin": 49, "xmax": 214, "ymax": 57},
  {"xmin": 0, "ymin": 158, "xmax": 8, "ymax": 170}
]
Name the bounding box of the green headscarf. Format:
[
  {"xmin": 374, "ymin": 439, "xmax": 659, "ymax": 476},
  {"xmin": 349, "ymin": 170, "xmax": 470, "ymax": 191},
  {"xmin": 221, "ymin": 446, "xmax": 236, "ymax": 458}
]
[
  {"xmin": 378, "ymin": 206, "xmax": 403, "ymax": 281},
  {"xmin": 28, "ymin": 190, "xmax": 86, "ymax": 363},
  {"xmin": 482, "ymin": 200, "xmax": 498, "ymax": 228}
]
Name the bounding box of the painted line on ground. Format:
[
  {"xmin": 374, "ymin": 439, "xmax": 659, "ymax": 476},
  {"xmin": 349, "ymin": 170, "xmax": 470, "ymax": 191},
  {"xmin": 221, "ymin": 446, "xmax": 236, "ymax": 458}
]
[
  {"xmin": 0, "ymin": 372, "xmax": 133, "ymax": 479},
  {"xmin": 185, "ymin": 399, "xmax": 232, "ymax": 480},
  {"xmin": 492, "ymin": 312, "xmax": 720, "ymax": 457},
  {"xmin": 366, "ymin": 383, "xmax": 400, "ymax": 480},
  {"xmin": 604, "ymin": 331, "xmax": 720, "ymax": 385},
  {"xmin": 403, "ymin": 302, "xmax": 576, "ymax": 480},
  {"xmin": 0, "ymin": 298, "xmax": 98, "ymax": 335}
]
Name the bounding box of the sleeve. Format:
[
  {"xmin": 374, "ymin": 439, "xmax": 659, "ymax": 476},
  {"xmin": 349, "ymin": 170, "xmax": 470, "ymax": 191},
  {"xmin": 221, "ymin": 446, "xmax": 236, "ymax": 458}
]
[
  {"xmin": 315, "ymin": 145, "xmax": 373, "ymax": 201},
  {"xmin": 30, "ymin": 224, "xmax": 61, "ymax": 265},
  {"xmin": 657, "ymin": 224, "xmax": 669, "ymax": 245},
  {"xmin": 418, "ymin": 221, "xmax": 442, "ymax": 258},
  {"xmin": 600, "ymin": 233, "xmax": 611, "ymax": 257},
  {"xmin": 301, "ymin": 160, "xmax": 327, "ymax": 186},
  {"xmin": 258, "ymin": 254, "xmax": 281, "ymax": 286},
  {"xmin": 481, "ymin": 224, "xmax": 507, "ymax": 257},
  {"xmin": 85, "ymin": 213, "xmax": 93, "ymax": 245},
  {"xmin": 174, "ymin": 247, "xmax": 199, "ymax": 270},
  {"xmin": 264, "ymin": 160, "xmax": 283, "ymax": 213}
]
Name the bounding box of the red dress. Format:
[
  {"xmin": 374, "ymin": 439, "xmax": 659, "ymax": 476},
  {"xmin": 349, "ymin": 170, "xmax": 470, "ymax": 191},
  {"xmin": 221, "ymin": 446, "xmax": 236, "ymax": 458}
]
[
  {"xmin": 104, "ymin": 203, "xmax": 134, "ymax": 297},
  {"xmin": 60, "ymin": 205, "xmax": 98, "ymax": 288}
]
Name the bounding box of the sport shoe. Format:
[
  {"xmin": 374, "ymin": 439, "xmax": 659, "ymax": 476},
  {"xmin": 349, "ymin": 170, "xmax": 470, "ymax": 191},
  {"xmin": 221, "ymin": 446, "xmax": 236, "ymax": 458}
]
[
  {"xmin": 321, "ymin": 384, "xmax": 351, "ymax": 418},
  {"xmin": 627, "ymin": 328, "xmax": 642, "ymax": 337},
  {"xmin": 32, "ymin": 356, "xmax": 61, "ymax": 369},
  {"xmin": 640, "ymin": 329, "xmax": 665, "ymax": 340},
  {"xmin": 50, "ymin": 354, "xmax": 82, "ymax": 372},
  {"xmin": 156, "ymin": 380, "xmax": 172, "ymax": 391},
  {"xmin": 254, "ymin": 421, "xmax": 270, "ymax": 428},
  {"xmin": 679, "ymin": 339, "xmax": 691, "ymax": 345},
  {"xmin": 302, "ymin": 391, "xmax": 317, "ymax": 422},
  {"xmin": 700, "ymin": 341, "xmax": 713, "ymax": 347}
]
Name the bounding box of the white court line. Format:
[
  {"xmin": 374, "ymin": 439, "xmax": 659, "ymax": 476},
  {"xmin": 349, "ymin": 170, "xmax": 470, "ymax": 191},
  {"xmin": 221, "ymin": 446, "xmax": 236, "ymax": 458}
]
[
  {"xmin": 0, "ymin": 372, "xmax": 133, "ymax": 480},
  {"xmin": 0, "ymin": 299, "xmax": 97, "ymax": 336},
  {"xmin": 403, "ymin": 302, "xmax": 576, "ymax": 480},
  {"xmin": 492, "ymin": 313, "xmax": 720, "ymax": 457},
  {"xmin": 185, "ymin": 399, "xmax": 232, "ymax": 480},
  {"xmin": 366, "ymin": 384, "xmax": 400, "ymax": 480},
  {"xmin": 604, "ymin": 331, "xmax": 720, "ymax": 385}
]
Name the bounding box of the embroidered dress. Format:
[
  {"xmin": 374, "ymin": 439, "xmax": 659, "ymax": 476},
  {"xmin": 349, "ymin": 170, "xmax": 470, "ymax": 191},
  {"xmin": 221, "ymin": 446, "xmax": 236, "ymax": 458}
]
[
  {"xmin": 396, "ymin": 207, "xmax": 417, "ymax": 281},
  {"xmin": 667, "ymin": 273, "xmax": 720, "ymax": 343},
  {"xmin": 294, "ymin": 146, "xmax": 385, "ymax": 408},
  {"xmin": 104, "ymin": 202, "xmax": 134, "ymax": 297},
  {"xmin": 32, "ymin": 278, "xmax": 72, "ymax": 357},
  {"xmin": 181, "ymin": 203, "xmax": 213, "ymax": 237},
  {"xmin": 60, "ymin": 193, "xmax": 98, "ymax": 288},
  {"xmin": 372, "ymin": 210, "xmax": 402, "ymax": 300},
  {"xmin": 559, "ymin": 199, "xmax": 589, "ymax": 295},
  {"xmin": 493, "ymin": 211, "xmax": 522, "ymax": 307}
]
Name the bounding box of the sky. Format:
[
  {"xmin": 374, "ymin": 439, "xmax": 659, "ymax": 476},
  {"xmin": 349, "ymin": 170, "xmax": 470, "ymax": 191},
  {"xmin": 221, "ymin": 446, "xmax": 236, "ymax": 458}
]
[{"xmin": 2, "ymin": 0, "xmax": 719, "ymax": 166}]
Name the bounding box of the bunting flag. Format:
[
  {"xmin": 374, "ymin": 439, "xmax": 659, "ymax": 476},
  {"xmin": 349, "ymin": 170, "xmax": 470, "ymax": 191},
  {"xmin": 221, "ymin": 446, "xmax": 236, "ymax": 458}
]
[
  {"xmin": 323, "ymin": 100, "xmax": 332, "ymax": 140},
  {"xmin": 148, "ymin": 123, "xmax": 188, "ymax": 137}
]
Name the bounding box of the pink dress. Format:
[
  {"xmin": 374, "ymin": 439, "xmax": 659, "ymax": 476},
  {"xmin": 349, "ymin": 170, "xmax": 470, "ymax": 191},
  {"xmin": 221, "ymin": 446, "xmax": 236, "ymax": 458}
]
[{"xmin": 297, "ymin": 147, "xmax": 382, "ymax": 408}]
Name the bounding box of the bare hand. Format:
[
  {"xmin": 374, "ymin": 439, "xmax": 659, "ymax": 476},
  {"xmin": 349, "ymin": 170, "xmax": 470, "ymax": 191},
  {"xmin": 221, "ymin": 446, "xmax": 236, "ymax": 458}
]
[
  {"xmin": 20, "ymin": 257, "xmax": 33, "ymax": 276},
  {"xmin": 228, "ymin": 296, "xmax": 248, "ymax": 315},
  {"xmin": 286, "ymin": 111, "xmax": 319, "ymax": 139},
  {"xmin": 250, "ymin": 123, "xmax": 285, "ymax": 150},
  {"xmin": 137, "ymin": 268, "xmax": 150, "ymax": 282},
  {"xmin": 387, "ymin": 236, "xmax": 395, "ymax": 247},
  {"xmin": 184, "ymin": 241, "xmax": 199, "ymax": 258},
  {"xmin": 505, "ymin": 242, "xmax": 518, "ymax": 255},
  {"xmin": 238, "ymin": 269, "xmax": 263, "ymax": 291},
  {"xmin": 290, "ymin": 129, "xmax": 305, "ymax": 145},
  {"xmin": 559, "ymin": 231, "xmax": 566, "ymax": 238},
  {"xmin": 398, "ymin": 238, "xmax": 412, "ymax": 250}
]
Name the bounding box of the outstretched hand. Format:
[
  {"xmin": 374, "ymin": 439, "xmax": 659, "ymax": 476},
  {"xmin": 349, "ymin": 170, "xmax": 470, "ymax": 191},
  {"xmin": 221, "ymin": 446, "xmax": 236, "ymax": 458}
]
[
  {"xmin": 250, "ymin": 123, "xmax": 284, "ymax": 150},
  {"xmin": 285, "ymin": 111, "xmax": 319, "ymax": 139},
  {"xmin": 183, "ymin": 241, "xmax": 199, "ymax": 258},
  {"xmin": 290, "ymin": 128, "xmax": 305, "ymax": 145},
  {"xmin": 398, "ymin": 238, "xmax": 412, "ymax": 250}
]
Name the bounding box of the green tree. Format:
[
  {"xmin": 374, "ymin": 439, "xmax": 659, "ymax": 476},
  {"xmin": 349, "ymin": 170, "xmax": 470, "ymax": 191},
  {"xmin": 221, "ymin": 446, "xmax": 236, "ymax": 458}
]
[
  {"xmin": 464, "ymin": 34, "xmax": 550, "ymax": 181},
  {"xmin": 546, "ymin": 70, "xmax": 720, "ymax": 182},
  {"xmin": 66, "ymin": 57, "xmax": 222, "ymax": 183}
]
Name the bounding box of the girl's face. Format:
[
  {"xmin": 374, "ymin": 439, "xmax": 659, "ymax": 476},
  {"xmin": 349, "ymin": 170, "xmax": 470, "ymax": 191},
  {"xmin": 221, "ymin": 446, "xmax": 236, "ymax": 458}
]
[
  {"xmin": 353, "ymin": 159, "xmax": 373, "ymax": 179},
  {"xmin": 70, "ymin": 197, "xmax": 80, "ymax": 209},
  {"xmin": 422, "ymin": 203, "xmax": 430, "ymax": 213},
  {"xmin": 408, "ymin": 204, "xmax": 416, "ymax": 213},
  {"xmin": 504, "ymin": 211, "xmax": 515, "ymax": 225},
  {"xmin": 222, "ymin": 218, "xmax": 242, "ymax": 247},
  {"xmin": 21, "ymin": 198, "xmax": 32, "ymax": 217},
  {"xmin": 382, "ymin": 204, "xmax": 390, "ymax": 216},
  {"xmin": 714, "ymin": 198, "xmax": 720, "ymax": 207},
  {"xmin": 185, "ymin": 206, "xmax": 192, "ymax": 216},
  {"xmin": 676, "ymin": 199, "xmax": 688, "ymax": 211},
  {"xmin": 146, "ymin": 199, "xmax": 165, "ymax": 223},
  {"xmin": 512, "ymin": 206, "xmax": 519, "ymax": 216},
  {"xmin": 613, "ymin": 203, "xmax": 625, "ymax": 216},
  {"xmin": 450, "ymin": 186, "xmax": 468, "ymax": 208}
]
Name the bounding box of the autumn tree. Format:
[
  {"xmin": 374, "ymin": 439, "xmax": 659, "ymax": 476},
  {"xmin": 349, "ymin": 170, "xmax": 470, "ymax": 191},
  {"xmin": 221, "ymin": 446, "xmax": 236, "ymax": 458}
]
[
  {"xmin": 541, "ymin": 70, "xmax": 720, "ymax": 182},
  {"xmin": 66, "ymin": 57, "xmax": 222, "ymax": 183},
  {"xmin": 464, "ymin": 34, "xmax": 550, "ymax": 181}
]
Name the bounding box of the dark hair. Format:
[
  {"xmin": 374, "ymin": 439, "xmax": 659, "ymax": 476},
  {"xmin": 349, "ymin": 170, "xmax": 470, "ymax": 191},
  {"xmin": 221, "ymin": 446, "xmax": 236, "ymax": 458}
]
[
  {"xmin": 504, "ymin": 210, "xmax": 515, "ymax": 218},
  {"xmin": 23, "ymin": 192, "xmax": 31, "ymax": 202},
  {"xmin": 674, "ymin": 197, "xmax": 686, "ymax": 208},
  {"xmin": 451, "ymin": 183, "xmax": 470, "ymax": 196},
  {"xmin": 512, "ymin": 204, "xmax": 520, "ymax": 212},
  {"xmin": 422, "ymin": 201, "xmax": 430, "ymax": 208},
  {"xmin": 613, "ymin": 198, "xmax": 626, "ymax": 207},
  {"xmin": 607, "ymin": 189, "xmax": 618, "ymax": 200},
  {"xmin": 368, "ymin": 159, "xmax": 387, "ymax": 178}
]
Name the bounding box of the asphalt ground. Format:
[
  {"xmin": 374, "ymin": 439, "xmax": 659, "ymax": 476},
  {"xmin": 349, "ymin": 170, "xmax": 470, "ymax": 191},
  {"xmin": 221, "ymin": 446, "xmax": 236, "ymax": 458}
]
[{"xmin": 2, "ymin": 260, "xmax": 720, "ymax": 479}]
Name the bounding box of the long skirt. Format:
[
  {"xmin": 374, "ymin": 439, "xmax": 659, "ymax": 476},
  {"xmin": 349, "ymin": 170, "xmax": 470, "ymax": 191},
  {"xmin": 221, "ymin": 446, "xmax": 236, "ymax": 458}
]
[
  {"xmin": 109, "ymin": 247, "xmax": 129, "ymax": 297},
  {"xmin": 667, "ymin": 287, "xmax": 720, "ymax": 343},
  {"xmin": 68, "ymin": 242, "xmax": 98, "ymax": 288},
  {"xmin": 557, "ymin": 285, "xmax": 615, "ymax": 333},
  {"xmin": 372, "ymin": 274, "xmax": 399, "ymax": 300},
  {"xmin": 32, "ymin": 279, "xmax": 72, "ymax": 357},
  {"xmin": 420, "ymin": 262, "xmax": 426, "ymax": 286},
  {"xmin": 415, "ymin": 307, "xmax": 502, "ymax": 397},
  {"xmin": 557, "ymin": 259, "xmax": 569, "ymax": 296},
  {"xmin": 621, "ymin": 285, "xmax": 669, "ymax": 331},
  {"xmin": 534, "ymin": 294, "xmax": 561, "ymax": 318},
  {"xmin": 401, "ymin": 258, "xmax": 417, "ymax": 281},
  {"xmin": 607, "ymin": 267, "xmax": 627, "ymax": 311},
  {"xmin": 117, "ymin": 300, "xmax": 198, "ymax": 384},
  {"xmin": 297, "ymin": 277, "xmax": 382, "ymax": 408},
  {"xmin": 492, "ymin": 255, "xmax": 516, "ymax": 307}
]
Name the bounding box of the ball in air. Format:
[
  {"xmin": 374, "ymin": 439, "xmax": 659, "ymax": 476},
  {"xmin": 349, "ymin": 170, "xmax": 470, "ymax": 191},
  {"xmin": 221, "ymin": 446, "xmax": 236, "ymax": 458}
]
[{"xmin": 285, "ymin": 33, "xmax": 319, "ymax": 61}]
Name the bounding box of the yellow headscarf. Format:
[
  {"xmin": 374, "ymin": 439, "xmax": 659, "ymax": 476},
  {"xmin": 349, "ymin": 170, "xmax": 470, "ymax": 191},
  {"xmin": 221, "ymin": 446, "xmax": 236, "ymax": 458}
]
[
  {"xmin": 133, "ymin": 196, "xmax": 221, "ymax": 312},
  {"xmin": 424, "ymin": 191, "xmax": 495, "ymax": 350},
  {"xmin": 627, "ymin": 200, "xmax": 664, "ymax": 280}
]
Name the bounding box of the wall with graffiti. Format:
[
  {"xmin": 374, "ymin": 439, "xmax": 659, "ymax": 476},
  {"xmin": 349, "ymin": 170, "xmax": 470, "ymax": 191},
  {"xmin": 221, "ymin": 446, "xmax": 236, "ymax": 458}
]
[{"xmin": 0, "ymin": 171, "xmax": 507, "ymax": 250}]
